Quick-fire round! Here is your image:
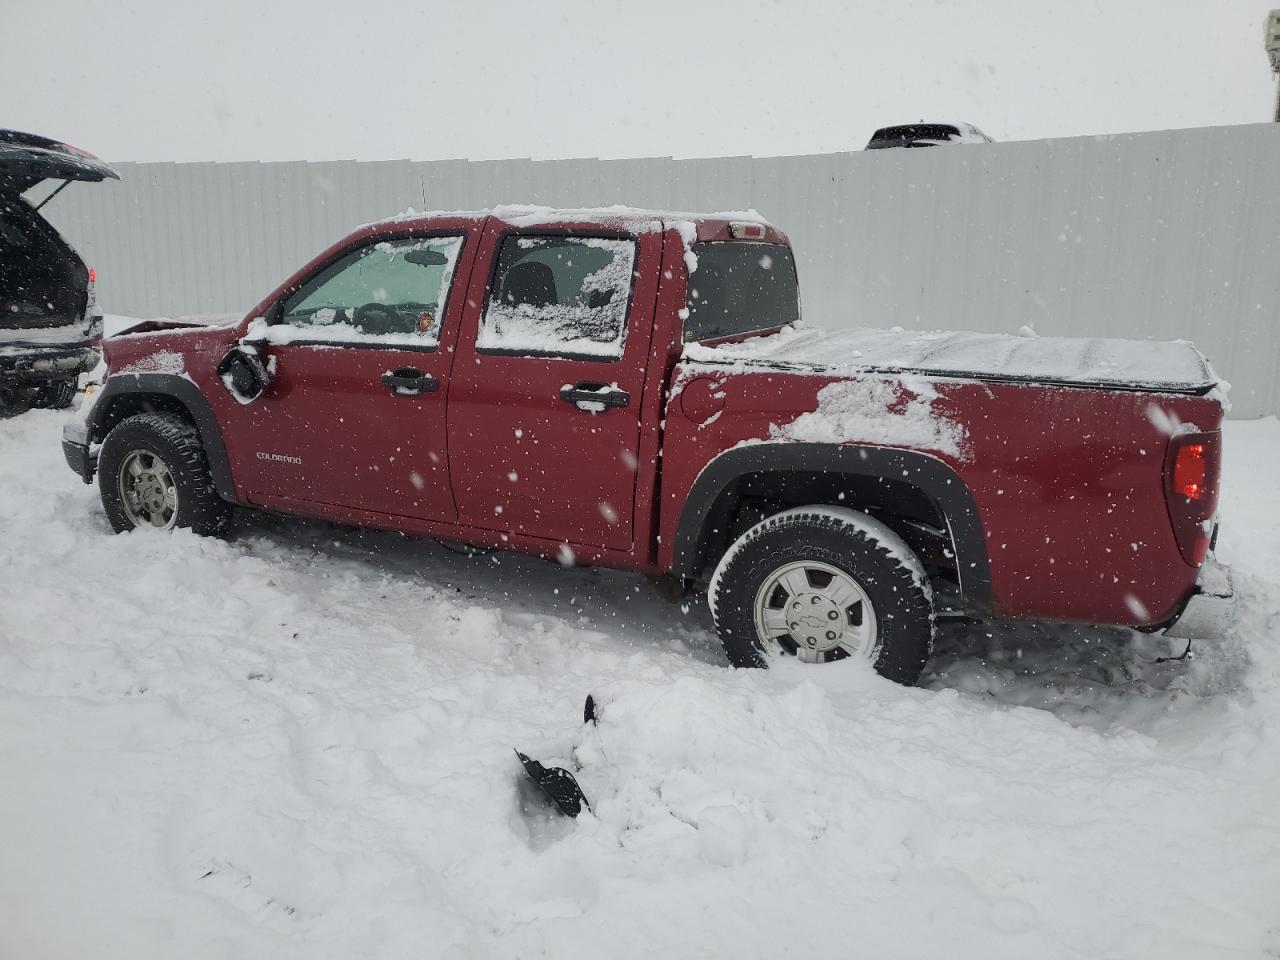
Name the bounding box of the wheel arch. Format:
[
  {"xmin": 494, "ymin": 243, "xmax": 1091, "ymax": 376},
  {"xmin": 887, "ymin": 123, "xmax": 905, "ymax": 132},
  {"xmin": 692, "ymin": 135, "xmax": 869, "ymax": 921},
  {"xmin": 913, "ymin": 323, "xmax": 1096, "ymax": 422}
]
[
  {"xmin": 89, "ymin": 374, "xmax": 236, "ymax": 501},
  {"xmin": 672, "ymin": 443, "xmax": 992, "ymax": 613}
]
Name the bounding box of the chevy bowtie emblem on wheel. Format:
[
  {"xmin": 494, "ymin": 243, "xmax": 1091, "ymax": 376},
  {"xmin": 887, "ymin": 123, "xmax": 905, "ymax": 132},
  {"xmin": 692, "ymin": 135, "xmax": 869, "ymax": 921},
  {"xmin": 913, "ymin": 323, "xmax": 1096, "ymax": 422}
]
[{"xmin": 256, "ymin": 451, "xmax": 301, "ymax": 465}]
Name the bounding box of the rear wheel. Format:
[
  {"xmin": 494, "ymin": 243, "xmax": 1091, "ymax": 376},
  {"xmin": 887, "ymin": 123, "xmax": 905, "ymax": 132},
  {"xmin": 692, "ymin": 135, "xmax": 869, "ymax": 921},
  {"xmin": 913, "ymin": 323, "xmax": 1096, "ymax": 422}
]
[
  {"xmin": 31, "ymin": 377, "xmax": 78, "ymax": 409},
  {"xmin": 98, "ymin": 412, "xmax": 231, "ymax": 535},
  {"xmin": 709, "ymin": 506, "xmax": 935, "ymax": 683}
]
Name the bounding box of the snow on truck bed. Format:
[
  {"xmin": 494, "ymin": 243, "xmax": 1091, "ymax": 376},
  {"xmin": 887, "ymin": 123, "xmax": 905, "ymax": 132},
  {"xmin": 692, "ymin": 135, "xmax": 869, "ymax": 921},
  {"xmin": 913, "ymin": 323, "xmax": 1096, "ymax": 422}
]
[{"xmin": 684, "ymin": 325, "xmax": 1220, "ymax": 394}]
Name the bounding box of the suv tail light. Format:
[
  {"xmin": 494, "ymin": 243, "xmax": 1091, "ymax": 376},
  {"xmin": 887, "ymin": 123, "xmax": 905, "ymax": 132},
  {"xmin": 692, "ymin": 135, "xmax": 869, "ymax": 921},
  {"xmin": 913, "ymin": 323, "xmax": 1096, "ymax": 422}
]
[
  {"xmin": 1163, "ymin": 431, "xmax": 1221, "ymax": 566},
  {"xmin": 84, "ymin": 266, "xmax": 103, "ymax": 344}
]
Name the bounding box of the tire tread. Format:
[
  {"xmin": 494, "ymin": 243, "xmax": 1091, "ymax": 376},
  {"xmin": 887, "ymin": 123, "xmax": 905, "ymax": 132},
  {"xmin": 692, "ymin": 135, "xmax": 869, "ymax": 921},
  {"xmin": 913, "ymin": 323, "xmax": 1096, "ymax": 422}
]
[
  {"xmin": 98, "ymin": 411, "xmax": 230, "ymax": 535},
  {"xmin": 709, "ymin": 506, "xmax": 934, "ymax": 683}
]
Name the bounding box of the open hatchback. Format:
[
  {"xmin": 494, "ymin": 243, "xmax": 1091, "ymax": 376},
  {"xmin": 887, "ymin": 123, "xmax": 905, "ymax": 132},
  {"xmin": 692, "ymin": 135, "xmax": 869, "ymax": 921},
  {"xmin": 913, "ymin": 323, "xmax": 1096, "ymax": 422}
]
[{"xmin": 0, "ymin": 129, "xmax": 118, "ymax": 411}]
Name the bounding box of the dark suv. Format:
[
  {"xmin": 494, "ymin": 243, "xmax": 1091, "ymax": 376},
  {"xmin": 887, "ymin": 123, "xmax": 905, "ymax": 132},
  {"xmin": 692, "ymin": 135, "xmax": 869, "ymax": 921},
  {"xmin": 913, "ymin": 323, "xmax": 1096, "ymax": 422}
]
[{"xmin": 0, "ymin": 130, "xmax": 116, "ymax": 412}]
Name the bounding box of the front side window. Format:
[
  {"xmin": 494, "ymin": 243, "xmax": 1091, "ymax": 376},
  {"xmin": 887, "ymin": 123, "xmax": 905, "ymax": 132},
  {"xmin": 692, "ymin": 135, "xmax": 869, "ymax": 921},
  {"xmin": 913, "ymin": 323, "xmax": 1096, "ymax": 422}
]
[
  {"xmin": 683, "ymin": 242, "xmax": 799, "ymax": 342},
  {"xmin": 477, "ymin": 235, "xmax": 637, "ymax": 359},
  {"xmin": 278, "ymin": 235, "xmax": 464, "ymax": 345}
]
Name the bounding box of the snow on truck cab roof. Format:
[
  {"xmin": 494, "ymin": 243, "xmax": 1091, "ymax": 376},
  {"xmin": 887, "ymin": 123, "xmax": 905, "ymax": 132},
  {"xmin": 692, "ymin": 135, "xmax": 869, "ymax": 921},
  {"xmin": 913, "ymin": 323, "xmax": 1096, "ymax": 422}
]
[{"xmin": 360, "ymin": 205, "xmax": 789, "ymax": 244}]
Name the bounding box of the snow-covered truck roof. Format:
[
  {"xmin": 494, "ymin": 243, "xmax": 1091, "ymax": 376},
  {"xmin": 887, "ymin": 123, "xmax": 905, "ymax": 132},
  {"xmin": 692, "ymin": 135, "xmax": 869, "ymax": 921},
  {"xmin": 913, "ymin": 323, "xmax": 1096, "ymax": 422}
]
[
  {"xmin": 361, "ymin": 204, "xmax": 785, "ymax": 244},
  {"xmin": 683, "ymin": 326, "xmax": 1222, "ymax": 396}
]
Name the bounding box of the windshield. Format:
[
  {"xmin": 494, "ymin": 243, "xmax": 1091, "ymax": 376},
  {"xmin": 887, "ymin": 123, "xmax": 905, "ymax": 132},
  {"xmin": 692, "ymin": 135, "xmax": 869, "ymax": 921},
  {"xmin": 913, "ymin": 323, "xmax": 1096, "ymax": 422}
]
[{"xmin": 682, "ymin": 241, "xmax": 799, "ymax": 342}]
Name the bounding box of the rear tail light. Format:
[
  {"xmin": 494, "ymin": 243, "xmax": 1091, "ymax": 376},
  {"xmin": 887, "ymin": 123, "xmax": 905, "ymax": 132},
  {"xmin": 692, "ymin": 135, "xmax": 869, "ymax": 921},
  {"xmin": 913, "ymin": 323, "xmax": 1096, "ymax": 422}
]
[
  {"xmin": 1163, "ymin": 432, "xmax": 1221, "ymax": 566},
  {"xmin": 729, "ymin": 222, "xmax": 767, "ymax": 240},
  {"xmin": 88, "ymin": 267, "xmax": 97, "ymax": 284},
  {"xmin": 1172, "ymin": 442, "xmax": 1206, "ymax": 500}
]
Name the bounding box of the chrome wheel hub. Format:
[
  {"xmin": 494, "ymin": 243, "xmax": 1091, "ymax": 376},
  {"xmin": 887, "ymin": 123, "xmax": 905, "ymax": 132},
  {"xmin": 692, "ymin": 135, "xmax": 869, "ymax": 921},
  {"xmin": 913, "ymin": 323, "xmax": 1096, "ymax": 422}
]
[
  {"xmin": 118, "ymin": 450, "xmax": 178, "ymax": 530},
  {"xmin": 752, "ymin": 560, "xmax": 878, "ymax": 664}
]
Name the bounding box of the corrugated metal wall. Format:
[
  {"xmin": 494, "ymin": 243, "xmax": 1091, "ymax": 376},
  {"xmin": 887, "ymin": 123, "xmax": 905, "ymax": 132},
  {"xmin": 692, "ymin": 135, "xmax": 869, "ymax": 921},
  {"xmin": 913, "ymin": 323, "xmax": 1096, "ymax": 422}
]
[{"xmin": 36, "ymin": 123, "xmax": 1280, "ymax": 417}]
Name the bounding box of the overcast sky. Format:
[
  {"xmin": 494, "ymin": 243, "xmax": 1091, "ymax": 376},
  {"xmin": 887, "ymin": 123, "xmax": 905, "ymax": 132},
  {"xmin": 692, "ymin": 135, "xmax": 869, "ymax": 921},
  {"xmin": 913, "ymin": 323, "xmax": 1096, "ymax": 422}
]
[{"xmin": 4, "ymin": 0, "xmax": 1276, "ymax": 163}]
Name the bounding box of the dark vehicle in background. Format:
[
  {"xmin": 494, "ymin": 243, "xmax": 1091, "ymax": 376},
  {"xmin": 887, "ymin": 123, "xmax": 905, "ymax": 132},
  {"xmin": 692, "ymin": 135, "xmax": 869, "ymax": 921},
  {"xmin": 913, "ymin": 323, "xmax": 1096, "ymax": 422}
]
[
  {"xmin": 866, "ymin": 122, "xmax": 994, "ymax": 149},
  {"xmin": 0, "ymin": 130, "xmax": 116, "ymax": 413}
]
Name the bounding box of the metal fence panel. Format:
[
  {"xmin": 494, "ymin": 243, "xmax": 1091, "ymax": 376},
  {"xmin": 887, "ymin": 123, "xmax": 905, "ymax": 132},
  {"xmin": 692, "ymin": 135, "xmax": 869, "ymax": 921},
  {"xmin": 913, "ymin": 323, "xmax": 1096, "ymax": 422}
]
[{"xmin": 36, "ymin": 123, "xmax": 1280, "ymax": 417}]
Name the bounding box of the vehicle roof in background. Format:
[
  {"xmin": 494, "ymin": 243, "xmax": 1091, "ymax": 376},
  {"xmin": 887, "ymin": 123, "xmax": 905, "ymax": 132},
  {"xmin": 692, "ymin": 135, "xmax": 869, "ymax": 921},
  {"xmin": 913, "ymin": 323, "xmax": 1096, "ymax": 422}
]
[
  {"xmin": 0, "ymin": 130, "xmax": 120, "ymax": 196},
  {"xmin": 866, "ymin": 122, "xmax": 994, "ymax": 149}
]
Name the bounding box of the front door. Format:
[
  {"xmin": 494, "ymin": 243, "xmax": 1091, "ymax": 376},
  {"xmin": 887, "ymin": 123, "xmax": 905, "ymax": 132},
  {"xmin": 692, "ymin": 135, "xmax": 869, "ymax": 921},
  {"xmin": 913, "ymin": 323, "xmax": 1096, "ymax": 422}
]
[
  {"xmin": 224, "ymin": 230, "xmax": 475, "ymax": 521},
  {"xmin": 446, "ymin": 222, "xmax": 661, "ymax": 551}
]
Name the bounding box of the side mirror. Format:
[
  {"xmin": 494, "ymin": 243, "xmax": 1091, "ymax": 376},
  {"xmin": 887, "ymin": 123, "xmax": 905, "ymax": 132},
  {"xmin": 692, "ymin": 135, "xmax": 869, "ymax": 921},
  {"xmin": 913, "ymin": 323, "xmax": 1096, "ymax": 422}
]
[{"xmin": 216, "ymin": 346, "xmax": 272, "ymax": 404}]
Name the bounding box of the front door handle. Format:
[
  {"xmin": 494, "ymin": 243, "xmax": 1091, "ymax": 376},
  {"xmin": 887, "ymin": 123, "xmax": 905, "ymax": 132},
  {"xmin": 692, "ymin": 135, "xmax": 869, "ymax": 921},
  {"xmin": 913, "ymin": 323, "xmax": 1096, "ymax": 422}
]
[
  {"xmin": 381, "ymin": 368, "xmax": 439, "ymax": 396},
  {"xmin": 559, "ymin": 381, "xmax": 630, "ymax": 412}
]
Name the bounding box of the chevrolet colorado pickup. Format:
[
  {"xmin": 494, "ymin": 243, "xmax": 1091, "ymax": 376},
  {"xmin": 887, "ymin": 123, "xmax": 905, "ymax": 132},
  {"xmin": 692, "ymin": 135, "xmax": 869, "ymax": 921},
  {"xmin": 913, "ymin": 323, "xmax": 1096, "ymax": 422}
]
[
  {"xmin": 62, "ymin": 206, "xmax": 1234, "ymax": 683},
  {"xmin": 1, "ymin": 130, "xmax": 115, "ymax": 412}
]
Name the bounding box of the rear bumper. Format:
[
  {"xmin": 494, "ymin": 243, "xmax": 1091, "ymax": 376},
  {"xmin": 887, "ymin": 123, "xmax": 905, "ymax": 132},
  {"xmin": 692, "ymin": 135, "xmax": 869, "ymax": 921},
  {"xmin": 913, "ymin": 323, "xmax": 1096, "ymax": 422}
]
[
  {"xmin": 0, "ymin": 345, "xmax": 99, "ymax": 384},
  {"xmin": 62, "ymin": 419, "xmax": 97, "ymax": 485},
  {"xmin": 1164, "ymin": 557, "xmax": 1236, "ymax": 640}
]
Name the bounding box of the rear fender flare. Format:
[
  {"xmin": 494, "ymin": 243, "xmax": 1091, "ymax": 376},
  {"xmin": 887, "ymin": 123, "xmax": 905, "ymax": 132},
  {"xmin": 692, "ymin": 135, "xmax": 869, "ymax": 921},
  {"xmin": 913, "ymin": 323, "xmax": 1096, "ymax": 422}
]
[
  {"xmin": 672, "ymin": 443, "xmax": 992, "ymax": 611},
  {"xmin": 87, "ymin": 373, "xmax": 236, "ymax": 501}
]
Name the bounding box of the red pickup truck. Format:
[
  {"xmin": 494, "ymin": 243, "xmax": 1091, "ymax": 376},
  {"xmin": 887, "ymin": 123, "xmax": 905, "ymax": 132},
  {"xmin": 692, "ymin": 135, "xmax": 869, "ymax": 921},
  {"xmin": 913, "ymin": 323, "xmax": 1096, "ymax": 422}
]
[{"xmin": 62, "ymin": 206, "xmax": 1234, "ymax": 683}]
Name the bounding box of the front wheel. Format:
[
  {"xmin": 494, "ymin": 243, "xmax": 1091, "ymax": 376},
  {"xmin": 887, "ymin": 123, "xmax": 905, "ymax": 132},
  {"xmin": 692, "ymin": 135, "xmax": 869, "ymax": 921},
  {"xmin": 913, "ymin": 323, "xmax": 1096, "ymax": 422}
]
[
  {"xmin": 98, "ymin": 412, "xmax": 231, "ymax": 535},
  {"xmin": 709, "ymin": 506, "xmax": 934, "ymax": 684}
]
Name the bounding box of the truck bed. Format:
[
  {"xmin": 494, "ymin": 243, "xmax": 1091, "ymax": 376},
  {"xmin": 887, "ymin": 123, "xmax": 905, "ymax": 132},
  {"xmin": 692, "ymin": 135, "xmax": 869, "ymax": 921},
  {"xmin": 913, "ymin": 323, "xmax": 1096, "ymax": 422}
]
[{"xmin": 682, "ymin": 326, "xmax": 1221, "ymax": 395}]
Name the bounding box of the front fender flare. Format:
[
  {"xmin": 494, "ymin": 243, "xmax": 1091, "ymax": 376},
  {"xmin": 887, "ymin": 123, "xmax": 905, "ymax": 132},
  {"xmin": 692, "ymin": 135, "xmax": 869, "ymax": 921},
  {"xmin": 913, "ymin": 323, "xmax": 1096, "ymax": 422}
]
[
  {"xmin": 671, "ymin": 443, "xmax": 992, "ymax": 611},
  {"xmin": 87, "ymin": 373, "xmax": 236, "ymax": 502}
]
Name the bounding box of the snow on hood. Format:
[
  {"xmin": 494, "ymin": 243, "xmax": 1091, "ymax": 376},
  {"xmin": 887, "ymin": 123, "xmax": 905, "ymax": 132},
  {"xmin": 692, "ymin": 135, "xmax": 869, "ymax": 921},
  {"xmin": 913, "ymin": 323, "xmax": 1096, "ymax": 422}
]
[
  {"xmin": 684, "ymin": 325, "xmax": 1222, "ymax": 395},
  {"xmin": 105, "ymin": 313, "xmax": 240, "ymax": 338}
]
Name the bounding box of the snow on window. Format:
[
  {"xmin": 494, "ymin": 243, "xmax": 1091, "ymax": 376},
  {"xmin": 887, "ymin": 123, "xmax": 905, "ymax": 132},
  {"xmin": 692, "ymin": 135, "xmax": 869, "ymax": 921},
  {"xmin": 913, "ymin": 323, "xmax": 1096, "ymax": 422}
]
[
  {"xmin": 477, "ymin": 236, "xmax": 635, "ymax": 359},
  {"xmin": 276, "ymin": 235, "xmax": 463, "ymax": 347}
]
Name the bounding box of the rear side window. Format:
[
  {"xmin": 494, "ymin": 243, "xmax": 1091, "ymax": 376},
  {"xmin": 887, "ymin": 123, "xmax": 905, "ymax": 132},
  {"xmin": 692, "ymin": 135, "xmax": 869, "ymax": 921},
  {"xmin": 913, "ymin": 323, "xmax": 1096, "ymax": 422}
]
[
  {"xmin": 683, "ymin": 242, "xmax": 799, "ymax": 342},
  {"xmin": 478, "ymin": 235, "xmax": 637, "ymax": 359}
]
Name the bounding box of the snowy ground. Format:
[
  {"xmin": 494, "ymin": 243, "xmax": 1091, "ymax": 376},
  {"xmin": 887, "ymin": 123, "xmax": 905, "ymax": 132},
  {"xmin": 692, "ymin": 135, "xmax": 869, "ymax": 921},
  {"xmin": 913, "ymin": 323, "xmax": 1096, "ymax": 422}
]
[{"xmin": 1, "ymin": 405, "xmax": 1278, "ymax": 960}]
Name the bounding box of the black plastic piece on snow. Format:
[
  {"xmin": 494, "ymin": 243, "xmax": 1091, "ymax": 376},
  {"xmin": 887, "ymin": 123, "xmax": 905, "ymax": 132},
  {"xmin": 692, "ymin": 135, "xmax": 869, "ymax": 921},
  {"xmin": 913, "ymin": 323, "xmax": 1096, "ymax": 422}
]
[
  {"xmin": 515, "ymin": 750, "xmax": 590, "ymax": 818},
  {"xmin": 584, "ymin": 694, "xmax": 598, "ymax": 726}
]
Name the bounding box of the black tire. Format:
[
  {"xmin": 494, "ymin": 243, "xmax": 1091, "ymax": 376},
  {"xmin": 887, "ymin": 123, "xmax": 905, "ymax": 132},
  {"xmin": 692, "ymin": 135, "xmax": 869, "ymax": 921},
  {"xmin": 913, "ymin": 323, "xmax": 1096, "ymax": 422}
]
[
  {"xmin": 98, "ymin": 412, "xmax": 231, "ymax": 535},
  {"xmin": 709, "ymin": 506, "xmax": 934, "ymax": 684},
  {"xmin": 31, "ymin": 378, "xmax": 78, "ymax": 409}
]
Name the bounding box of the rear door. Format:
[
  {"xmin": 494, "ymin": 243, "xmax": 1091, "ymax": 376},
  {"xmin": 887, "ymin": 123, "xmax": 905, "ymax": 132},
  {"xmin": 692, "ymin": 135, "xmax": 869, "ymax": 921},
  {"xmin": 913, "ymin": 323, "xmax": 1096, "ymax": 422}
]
[
  {"xmin": 222, "ymin": 226, "xmax": 478, "ymax": 521},
  {"xmin": 446, "ymin": 219, "xmax": 661, "ymax": 551}
]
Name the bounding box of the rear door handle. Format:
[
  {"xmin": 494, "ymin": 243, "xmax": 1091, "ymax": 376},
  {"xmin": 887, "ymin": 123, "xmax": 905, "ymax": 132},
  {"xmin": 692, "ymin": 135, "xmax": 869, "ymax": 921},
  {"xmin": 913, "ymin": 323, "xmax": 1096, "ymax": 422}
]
[
  {"xmin": 559, "ymin": 382, "xmax": 630, "ymax": 412},
  {"xmin": 381, "ymin": 368, "xmax": 439, "ymax": 396}
]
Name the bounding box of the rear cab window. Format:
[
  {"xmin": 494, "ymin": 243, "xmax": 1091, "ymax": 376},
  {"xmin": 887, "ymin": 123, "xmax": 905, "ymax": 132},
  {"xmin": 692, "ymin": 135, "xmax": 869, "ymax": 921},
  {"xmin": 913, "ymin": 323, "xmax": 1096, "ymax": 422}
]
[{"xmin": 683, "ymin": 242, "xmax": 799, "ymax": 342}]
